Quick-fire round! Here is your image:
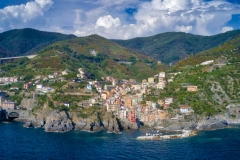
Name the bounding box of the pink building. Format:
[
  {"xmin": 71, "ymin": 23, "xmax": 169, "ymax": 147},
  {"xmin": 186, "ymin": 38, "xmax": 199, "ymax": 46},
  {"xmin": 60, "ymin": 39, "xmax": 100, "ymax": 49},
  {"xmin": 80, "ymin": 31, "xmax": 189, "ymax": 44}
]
[
  {"xmin": 1, "ymin": 100, "xmax": 16, "ymax": 110},
  {"xmin": 24, "ymin": 82, "xmax": 32, "ymax": 90},
  {"xmin": 128, "ymin": 111, "xmax": 136, "ymax": 123}
]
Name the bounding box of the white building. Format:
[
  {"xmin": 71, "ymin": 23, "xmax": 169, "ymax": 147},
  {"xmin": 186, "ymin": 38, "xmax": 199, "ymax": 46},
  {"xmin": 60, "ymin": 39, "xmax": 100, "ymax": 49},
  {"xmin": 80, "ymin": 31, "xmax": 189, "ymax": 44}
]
[
  {"xmin": 165, "ymin": 98, "xmax": 173, "ymax": 105},
  {"xmin": 64, "ymin": 102, "xmax": 70, "ymax": 107},
  {"xmin": 159, "ymin": 72, "xmax": 166, "ymax": 78},
  {"xmin": 119, "ymin": 110, "xmax": 127, "ymax": 119},
  {"xmin": 180, "ymin": 106, "xmax": 193, "ymax": 114},
  {"xmin": 36, "ymin": 84, "xmax": 43, "ymax": 90}
]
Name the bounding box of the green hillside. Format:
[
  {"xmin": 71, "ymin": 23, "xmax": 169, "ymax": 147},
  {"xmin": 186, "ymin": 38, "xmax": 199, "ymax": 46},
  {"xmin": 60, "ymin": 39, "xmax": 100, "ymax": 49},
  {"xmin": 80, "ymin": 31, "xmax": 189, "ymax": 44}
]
[
  {"xmin": 113, "ymin": 30, "xmax": 240, "ymax": 64},
  {"xmin": 155, "ymin": 36, "xmax": 240, "ymax": 116},
  {"xmin": 0, "ymin": 35, "xmax": 167, "ymax": 81},
  {"xmin": 0, "ymin": 28, "xmax": 76, "ymax": 58}
]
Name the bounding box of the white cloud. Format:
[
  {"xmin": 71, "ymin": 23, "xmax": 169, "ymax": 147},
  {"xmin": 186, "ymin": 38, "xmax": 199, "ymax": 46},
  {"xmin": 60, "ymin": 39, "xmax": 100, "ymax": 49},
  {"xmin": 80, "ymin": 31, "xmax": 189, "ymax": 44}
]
[
  {"xmin": 95, "ymin": 15, "xmax": 121, "ymax": 29},
  {"xmin": 175, "ymin": 25, "xmax": 193, "ymax": 33},
  {"xmin": 221, "ymin": 26, "xmax": 233, "ymax": 33},
  {"xmin": 0, "ymin": 0, "xmax": 53, "ymax": 30},
  {"xmin": 68, "ymin": 0, "xmax": 240, "ymax": 39},
  {"xmin": 1, "ymin": 0, "xmax": 240, "ymax": 39}
]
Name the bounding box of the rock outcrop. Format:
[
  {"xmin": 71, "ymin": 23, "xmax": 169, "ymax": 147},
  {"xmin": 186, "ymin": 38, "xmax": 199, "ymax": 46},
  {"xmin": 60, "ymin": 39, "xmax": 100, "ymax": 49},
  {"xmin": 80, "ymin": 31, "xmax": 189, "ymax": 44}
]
[
  {"xmin": 196, "ymin": 117, "xmax": 228, "ymax": 130},
  {"xmin": 44, "ymin": 111, "xmax": 74, "ymax": 132},
  {"xmin": 26, "ymin": 106, "xmax": 139, "ymax": 133},
  {"xmin": 23, "ymin": 121, "xmax": 33, "ymax": 128}
]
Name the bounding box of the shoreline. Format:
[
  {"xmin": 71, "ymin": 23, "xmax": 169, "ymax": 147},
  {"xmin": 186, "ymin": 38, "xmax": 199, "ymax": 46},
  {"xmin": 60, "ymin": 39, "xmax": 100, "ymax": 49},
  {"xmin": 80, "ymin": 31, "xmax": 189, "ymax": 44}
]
[{"xmin": 2, "ymin": 117, "xmax": 240, "ymax": 140}]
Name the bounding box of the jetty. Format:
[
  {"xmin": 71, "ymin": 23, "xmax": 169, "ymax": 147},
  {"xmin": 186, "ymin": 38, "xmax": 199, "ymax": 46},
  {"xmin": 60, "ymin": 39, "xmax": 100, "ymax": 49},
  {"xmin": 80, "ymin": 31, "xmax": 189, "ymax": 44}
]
[{"xmin": 136, "ymin": 130, "xmax": 196, "ymax": 140}]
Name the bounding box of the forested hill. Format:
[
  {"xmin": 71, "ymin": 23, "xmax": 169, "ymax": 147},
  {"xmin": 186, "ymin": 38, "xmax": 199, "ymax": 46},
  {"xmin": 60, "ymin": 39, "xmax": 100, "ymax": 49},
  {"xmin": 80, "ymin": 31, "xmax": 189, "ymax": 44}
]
[
  {"xmin": 0, "ymin": 28, "xmax": 76, "ymax": 58},
  {"xmin": 0, "ymin": 34, "xmax": 167, "ymax": 81},
  {"xmin": 112, "ymin": 30, "xmax": 240, "ymax": 64}
]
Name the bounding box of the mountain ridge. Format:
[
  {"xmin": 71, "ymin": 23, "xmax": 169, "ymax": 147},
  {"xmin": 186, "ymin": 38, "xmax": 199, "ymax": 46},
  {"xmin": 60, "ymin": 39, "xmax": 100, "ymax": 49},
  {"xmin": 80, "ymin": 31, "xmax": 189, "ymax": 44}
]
[
  {"xmin": 0, "ymin": 28, "xmax": 76, "ymax": 58},
  {"xmin": 112, "ymin": 30, "xmax": 240, "ymax": 64}
]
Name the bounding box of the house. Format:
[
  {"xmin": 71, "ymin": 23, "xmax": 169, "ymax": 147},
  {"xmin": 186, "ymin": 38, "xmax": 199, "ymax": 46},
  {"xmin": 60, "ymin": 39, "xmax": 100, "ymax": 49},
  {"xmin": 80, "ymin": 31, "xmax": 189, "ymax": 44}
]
[
  {"xmin": 158, "ymin": 100, "xmax": 164, "ymax": 106},
  {"xmin": 148, "ymin": 77, "xmax": 154, "ymax": 83},
  {"xmin": 112, "ymin": 79, "xmax": 118, "ymax": 86},
  {"xmin": 63, "ymin": 102, "xmax": 70, "ymax": 107},
  {"xmin": 1, "ymin": 100, "xmax": 16, "ymax": 110},
  {"xmin": 24, "ymin": 82, "xmax": 32, "ymax": 90},
  {"xmin": 158, "ymin": 77, "xmax": 164, "ymax": 83},
  {"xmin": 125, "ymin": 98, "xmax": 132, "ymax": 109},
  {"xmin": 62, "ymin": 70, "xmax": 69, "ymax": 75},
  {"xmin": 159, "ymin": 72, "xmax": 166, "ymax": 78},
  {"xmin": 107, "ymin": 104, "xmax": 120, "ymax": 112},
  {"xmin": 132, "ymin": 84, "xmax": 141, "ymax": 91},
  {"xmin": 101, "ymin": 92, "xmax": 108, "ymax": 100},
  {"xmin": 180, "ymin": 106, "xmax": 193, "ymax": 114},
  {"xmin": 119, "ymin": 110, "xmax": 127, "ymax": 119},
  {"xmin": 48, "ymin": 75, "xmax": 55, "ymax": 79},
  {"xmin": 36, "ymin": 84, "xmax": 43, "ymax": 90},
  {"xmin": 128, "ymin": 111, "xmax": 136, "ymax": 123},
  {"xmin": 165, "ymin": 98, "xmax": 173, "ymax": 105},
  {"xmin": 87, "ymin": 84, "xmax": 92, "ymax": 90},
  {"xmin": 163, "ymin": 104, "xmax": 169, "ymax": 109},
  {"xmin": 187, "ymin": 86, "xmax": 198, "ymax": 92}
]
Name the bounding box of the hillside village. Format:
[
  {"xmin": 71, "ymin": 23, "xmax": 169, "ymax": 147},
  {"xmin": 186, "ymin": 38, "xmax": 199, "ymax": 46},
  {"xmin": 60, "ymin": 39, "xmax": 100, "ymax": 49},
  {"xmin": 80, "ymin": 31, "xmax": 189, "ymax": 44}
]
[
  {"xmin": 0, "ymin": 65, "xmax": 199, "ymax": 125},
  {"xmin": 1, "ymin": 52, "xmax": 240, "ymax": 130}
]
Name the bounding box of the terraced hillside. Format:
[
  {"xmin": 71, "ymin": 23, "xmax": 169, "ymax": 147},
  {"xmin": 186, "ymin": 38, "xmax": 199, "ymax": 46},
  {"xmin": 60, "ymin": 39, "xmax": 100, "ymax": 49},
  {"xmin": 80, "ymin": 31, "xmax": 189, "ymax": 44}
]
[
  {"xmin": 0, "ymin": 35, "xmax": 167, "ymax": 81},
  {"xmin": 154, "ymin": 36, "xmax": 240, "ymax": 116}
]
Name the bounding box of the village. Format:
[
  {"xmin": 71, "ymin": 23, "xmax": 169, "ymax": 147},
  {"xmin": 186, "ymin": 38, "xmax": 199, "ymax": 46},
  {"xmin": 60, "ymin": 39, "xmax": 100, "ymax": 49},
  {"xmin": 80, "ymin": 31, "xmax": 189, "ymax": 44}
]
[
  {"xmin": 0, "ymin": 64, "xmax": 200, "ymax": 125},
  {"xmin": 3, "ymin": 59, "xmax": 239, "ymax": 126}
]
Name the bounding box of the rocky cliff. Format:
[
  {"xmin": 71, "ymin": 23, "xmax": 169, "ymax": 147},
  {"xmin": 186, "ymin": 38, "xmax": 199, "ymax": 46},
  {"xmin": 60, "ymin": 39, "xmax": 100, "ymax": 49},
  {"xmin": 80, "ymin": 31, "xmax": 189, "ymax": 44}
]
[{"xmin": 24, "ymin": 105, "xmax": 139, "ymax": 133}]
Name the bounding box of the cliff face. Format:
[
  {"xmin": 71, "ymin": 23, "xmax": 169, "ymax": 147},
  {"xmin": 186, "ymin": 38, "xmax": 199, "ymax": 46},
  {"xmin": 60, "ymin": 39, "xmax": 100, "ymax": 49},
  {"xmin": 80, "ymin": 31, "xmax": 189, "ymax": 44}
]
[{"xmin": 26, "ymin": 106, "xmax": 139, "ymax": 133}]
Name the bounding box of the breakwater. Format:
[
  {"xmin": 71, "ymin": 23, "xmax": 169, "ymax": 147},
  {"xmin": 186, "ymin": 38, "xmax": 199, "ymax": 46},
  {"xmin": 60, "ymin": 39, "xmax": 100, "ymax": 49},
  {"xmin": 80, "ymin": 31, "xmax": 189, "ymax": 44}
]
[{"xmin": 136, "ymin": 130, "xmax": 196, "ymax": 140}]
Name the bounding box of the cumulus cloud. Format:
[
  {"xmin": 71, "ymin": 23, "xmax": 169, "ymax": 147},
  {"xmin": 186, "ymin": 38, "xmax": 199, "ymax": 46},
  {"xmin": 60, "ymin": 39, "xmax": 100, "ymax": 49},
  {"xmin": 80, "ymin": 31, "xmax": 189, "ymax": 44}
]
[
  {"xmin": 0, "ymin": 0, "xmax": 53, "ymax": 31},
  {"xmin": 95, "ymin": 15, "xmax": 121, "ymax": 29},
  {"xmin": 221, "ymin": 26, "xmax": 233, "ymax": 33},
  {"xmin": 69, "ymin": 0, "xmax": 240, "ymax": 39},
  {"xmin": 1, "ymin": 0, "xmax": 240, "ymax": 39},
  {"xmin": 175, "ymin": 25, "xmax": 193, "ymax": 33}
]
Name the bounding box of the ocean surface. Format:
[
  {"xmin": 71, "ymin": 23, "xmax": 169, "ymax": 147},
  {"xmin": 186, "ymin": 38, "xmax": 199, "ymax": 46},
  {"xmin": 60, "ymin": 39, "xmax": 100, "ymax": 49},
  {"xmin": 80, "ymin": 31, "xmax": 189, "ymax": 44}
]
[{"xmin": 1, "ymin": 122, "xmax": 240, "ymax": 160}]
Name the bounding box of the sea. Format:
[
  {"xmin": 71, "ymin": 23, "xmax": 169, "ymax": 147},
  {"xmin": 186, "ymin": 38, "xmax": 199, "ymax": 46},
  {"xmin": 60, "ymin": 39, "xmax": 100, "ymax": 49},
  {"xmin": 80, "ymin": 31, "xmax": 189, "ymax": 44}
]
[{"xmin": 1, "ymin": 122, "xmax": 240, "ymax": 160}]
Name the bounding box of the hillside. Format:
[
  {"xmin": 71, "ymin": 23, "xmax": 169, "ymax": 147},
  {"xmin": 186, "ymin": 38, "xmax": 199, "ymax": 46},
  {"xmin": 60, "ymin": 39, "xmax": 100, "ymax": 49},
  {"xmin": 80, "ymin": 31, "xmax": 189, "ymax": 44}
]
[
  {"xmin": 153, "ymin": 36, "xmax": 240, "ymax": 116},
  {"xmin": 0, "ymin": 28, "xmax": 76, "ymax": 58},
  {"xmin": 113, "ymin": 30, "xmax": 240, "ymax": 64},
  {"xmin": 0, "ymin": 35, "xmax": 167, "ymax": 81}
]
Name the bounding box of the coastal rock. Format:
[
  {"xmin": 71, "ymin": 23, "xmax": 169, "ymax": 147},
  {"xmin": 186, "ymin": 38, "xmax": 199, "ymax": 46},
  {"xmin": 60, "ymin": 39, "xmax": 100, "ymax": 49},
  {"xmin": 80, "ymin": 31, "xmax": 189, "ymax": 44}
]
[
  {"xmin": 44, "ymin": 111, "xmax": 74, "ymax": 132},
  {"xmin": 196, "ymin": 117, "xmax": 228, "ymax": 130},
  {"xmin": 75, "ymin": 120, "xmax": 87, "ymax": 130},
  {"xmin": 23, "ymin": 121, "xmax": 33, "ymax": 128}
]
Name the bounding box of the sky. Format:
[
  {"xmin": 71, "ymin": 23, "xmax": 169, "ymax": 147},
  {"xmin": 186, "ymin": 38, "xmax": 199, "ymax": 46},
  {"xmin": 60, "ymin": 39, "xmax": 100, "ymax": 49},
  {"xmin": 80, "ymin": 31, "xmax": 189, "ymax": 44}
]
[{"xmin": 0, "ymin": 0, "xmax": 240, "ymax": 39}]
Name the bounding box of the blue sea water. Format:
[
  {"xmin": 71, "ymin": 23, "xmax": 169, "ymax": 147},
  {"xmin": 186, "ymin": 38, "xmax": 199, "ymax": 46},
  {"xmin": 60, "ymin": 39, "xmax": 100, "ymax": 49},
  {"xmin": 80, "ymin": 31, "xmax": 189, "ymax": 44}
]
[{"xmin": 1, "ymin": 122, "xmax": 240, "ymax": 160}]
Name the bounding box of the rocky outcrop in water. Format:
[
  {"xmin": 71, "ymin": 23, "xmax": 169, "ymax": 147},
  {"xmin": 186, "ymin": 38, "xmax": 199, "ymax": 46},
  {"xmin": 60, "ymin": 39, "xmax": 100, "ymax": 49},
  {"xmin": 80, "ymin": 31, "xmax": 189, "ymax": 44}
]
[
  {"xmin": 24, "ymin": 105, "xmax": 139, "ymax": 133},
  {"xmin": 44, "ymin": 111, "xmax": 74, "ymax": 132},
  {"xmin": 196, "ymin": 117, "xmax": 228, "ymax": 130}
]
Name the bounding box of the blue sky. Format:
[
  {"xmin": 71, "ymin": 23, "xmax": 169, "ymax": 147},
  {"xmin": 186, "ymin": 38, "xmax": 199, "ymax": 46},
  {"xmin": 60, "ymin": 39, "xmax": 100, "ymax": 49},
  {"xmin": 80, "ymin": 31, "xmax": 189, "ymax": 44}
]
[{"xmin": 0, "ymin": 0, "xmax": 240, "ymax": 39}]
